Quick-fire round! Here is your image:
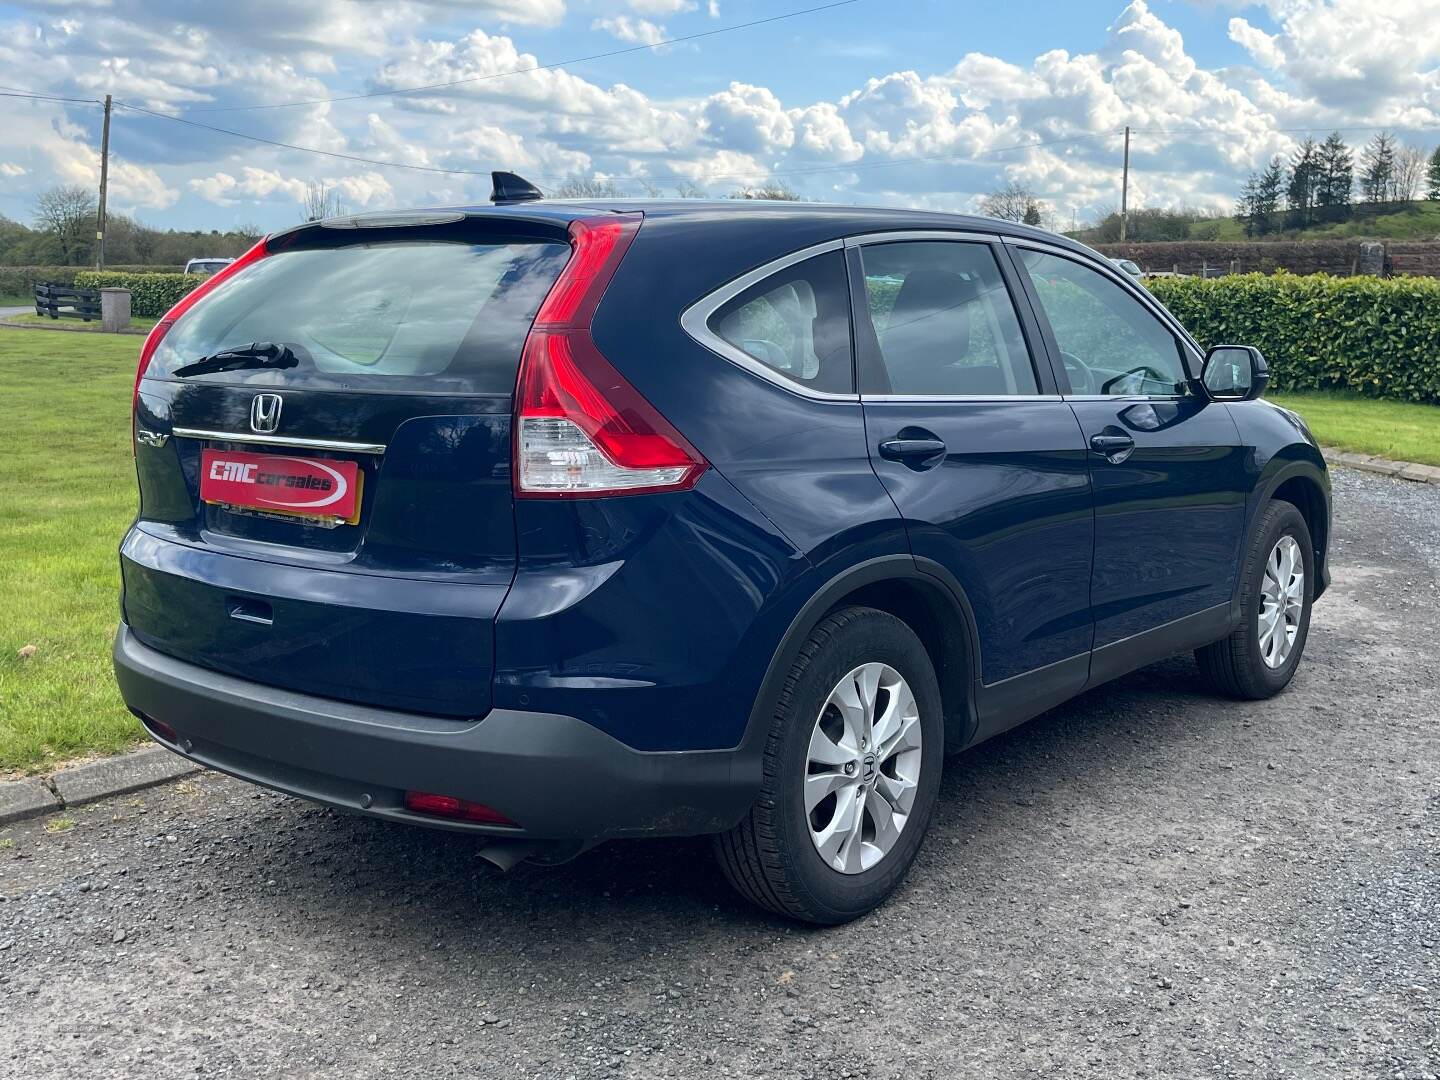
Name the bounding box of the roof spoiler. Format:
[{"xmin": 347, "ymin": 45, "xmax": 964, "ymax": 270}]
[{"xmin": 491, "ymin": 171, "xmax": 544, "ymax": 205}]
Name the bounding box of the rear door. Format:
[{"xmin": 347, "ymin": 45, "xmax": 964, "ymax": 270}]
[
  {"xmin": 853, "ymin": 233, "xmax": 1094, "ymax": 713},
  {"xmin": 125, "ymin": 214, "xmax": 571, "ymax": 716},
  {"xmin": 1007, "ymin": 242, "xmax": 1247, "ymax": 653}
]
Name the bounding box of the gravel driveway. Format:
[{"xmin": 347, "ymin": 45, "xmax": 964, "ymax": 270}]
[{"xmin": 2, "ymin": 470, "xmax": 1437, "ymax": 1079}]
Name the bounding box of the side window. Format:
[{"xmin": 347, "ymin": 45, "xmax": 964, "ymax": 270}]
[
  {"xmin": 1018, "ymin": 249, "xmax": 1190, "ymax": 397},
  {"xmin": 709, "ymin": 250, "xmax": 853, "ymax": 394},
  {"xmin": 856, "ymin": 241, "xmax": 1039, "ymax": 396}
]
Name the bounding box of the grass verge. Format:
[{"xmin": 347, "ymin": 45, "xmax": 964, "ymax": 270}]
[
  {"xmin": 1269, "ymin": 391, "xmax": 1440, "ymax": 467},
  {"xmin": 3, "ymin": 313, "xmax": 157, "ymax": 332},
  {"xmin": 0, "ymin": 332, "xmax": 143, "ymax": 773}
]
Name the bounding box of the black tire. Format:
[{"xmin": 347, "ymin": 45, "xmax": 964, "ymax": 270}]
[
  {"xmin": 1196, "ymin": 500, "xmax": 1314, "ymax": 699},
  {"xmin": 713, "ymin": 606, "xmax": 944, "ymax": 925}
]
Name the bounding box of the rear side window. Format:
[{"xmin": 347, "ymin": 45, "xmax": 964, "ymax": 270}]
[
  {"xmin": 708, "ymin": 250, "xmax": 854, "ymax": 395},
  {"xmin": 857, "ymin": 240, "xmax": 1038, "ymax": 396},
  {"xmin": 152, "ymin": 240, "xmax": 569, "ymax": 395}
]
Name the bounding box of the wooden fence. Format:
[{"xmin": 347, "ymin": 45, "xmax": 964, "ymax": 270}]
[{"xmin": 33, "ymin": 283, "xmax": 102, "ymax": 321}]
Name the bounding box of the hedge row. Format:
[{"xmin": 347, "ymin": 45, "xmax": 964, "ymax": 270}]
[
  {"xmin": 73, "ymin": 271, "xmax": 204, "ymax": 318},
  {"xmin": 1147, "ymin": 272, "xmax": 1440, "ymax": 404},
  {"xmin": 0, "ymin": 265, "xmax": 184, "ymax": 297}
]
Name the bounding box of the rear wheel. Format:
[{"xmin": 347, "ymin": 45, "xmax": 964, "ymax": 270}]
[
  {"xmin": 713, "ymin": 606, "xmax": 943, "ymax": 924},
  {"xmin": 1196, "ymin": 500, "xmax": 1314, "ymax": 699}
]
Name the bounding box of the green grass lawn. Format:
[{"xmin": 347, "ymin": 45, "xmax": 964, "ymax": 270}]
[
  {"xmin": 3, "ymin": 312, "xmax": 157, "ymax": 332},
  {"xmin": 1269, "ymin": 391, "xmax": 1440, "ymax": 467},
  {"xmin": 0, "ymin": 332, "xmax": 144, "ymax": 773},
  {"xmin": 0, "ymin": 294, "xmax": 32, "ymax": 307}
]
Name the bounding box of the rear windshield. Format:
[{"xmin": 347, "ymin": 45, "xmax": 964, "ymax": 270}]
[{"xmin": 152, "ymin": 239, "xmax": 569, "ymax": 395}]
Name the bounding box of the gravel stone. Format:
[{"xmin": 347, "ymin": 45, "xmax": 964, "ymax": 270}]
[{"xmin": 0, "ymin": 470, "xmax": 1436, "ymax": 1078}]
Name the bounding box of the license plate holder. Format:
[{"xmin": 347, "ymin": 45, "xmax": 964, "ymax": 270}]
[{"xmin": 199, "ymin": 448, "xmax": 362, "ymax": 525}]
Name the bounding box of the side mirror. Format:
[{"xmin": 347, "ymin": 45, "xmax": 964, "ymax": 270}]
[{"xmin": 1202, "ymin": 345, "xmax": 1269, "ymax": 401}]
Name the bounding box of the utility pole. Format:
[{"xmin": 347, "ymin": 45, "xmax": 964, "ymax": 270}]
[
  {"xmin": 1119, "ymin": 125, "xmax": 1130, "ymax": 243},
  {"xmin": 96, "ymin": 93, "xmax": 111, "ymax": 271}
]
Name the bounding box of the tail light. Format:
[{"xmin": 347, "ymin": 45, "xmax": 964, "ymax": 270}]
[
  {"xmin": 514, "ymin": 215, "xmax": 707, "ymax": 498},
  {"xmin": 133, "ymin": 237, "xmax": 269, "ymax": 408},
  {"xmin": 404, "ymin": 791, "xmax": 518, "ymax": 826}
]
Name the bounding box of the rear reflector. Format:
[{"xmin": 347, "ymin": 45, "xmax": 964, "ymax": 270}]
[
  {"xmin": 404, "ymin": 791, "xmax": 518, "ymax": 827},
  {"xmin": 514, "ymin": 215, "xmax": 707, "ymax": 498}
]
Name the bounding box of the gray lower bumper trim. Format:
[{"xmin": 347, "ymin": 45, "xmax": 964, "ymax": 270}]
[{"xmin": 113, "ymin": 625, "xmax": 756, "ymax": 841}]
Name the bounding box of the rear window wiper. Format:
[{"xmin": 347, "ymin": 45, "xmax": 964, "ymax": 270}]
[{"xmin": 172, "ymin": 342, "xmax": 302, "ymax": 378}]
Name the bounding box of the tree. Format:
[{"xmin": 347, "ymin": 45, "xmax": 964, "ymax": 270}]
[
  {"xmin": 1314, "ymin": 132, "xmax": 1353, "ymax": 220},
  {"xmin": 1392, "ymin": 145, "xmax": 1427, "ymax": 203},
  {"xmin": 1253, "ymin": 157, "xmax": 1285, "ymax": 234},
  {"xmin": 978, "ymin": 181, "xmax": 1038, "ymax": 222},
  {"xmin": 1286, "ymin": 138, "xmax": 1319, "ymax": 228},
  {"xmin": 550, "ymin": 176, "xmax": 626, "ymax": 198},
  {"xmin": 1022, "ymin": 199, "xmax": 1044, "ymax": 226},
  {"xmin": 33, "ymin": 185, "xmax": 98, "ymax": 266},
  {"xmin": 729, "ymin": 182, "xmax": 803, "ymax": 200},
  {"xmin": 673, "ymin": 181, "xmax": 709, "ymax": 199},
  {"xmin": 1235, "ymin": 171, "xmax": 1260, "ymax": 236},
  {"xmin": 1360, "ymin": 131, "xmax": 1396, "ymax": 203},
  {"xmin": 1427, "ymin": 146, "xmax": 1440, "ymax": 201},
  {"xmin": 302, "ymin": 180, "xmax": 347, "ymax": 221}
]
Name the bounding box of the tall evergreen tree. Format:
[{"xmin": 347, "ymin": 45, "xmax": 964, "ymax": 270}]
[
  {"xmin": 1360, "ymin": 131, "xmax": 1397, "ymax": 203},
  {"xmin": 1254, "ymin": 156, "xmax": 1286, "ymax": 234},
  {"xmin": 1314, "ymin": 132, "xmax": 1353, "ymax": 219},
  {"xmin": 1427, "ymin": 145, "xmax": 1440, "ymax": 201},
  {"xmin": 1286, "ymin": 138, "xmax": 1319, "ymax": 228},
  {"xmin": 1235, "ymin": 171, "xmax": 1261, "ymax": 237}
]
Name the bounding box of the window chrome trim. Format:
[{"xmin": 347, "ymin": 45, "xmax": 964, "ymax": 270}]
[
  {"xmin": 863, "ymin": 394, "xmax": 1064, "ymax": 403},
  {"xmin": 171, "ymin": 428, "xmax": 387, "ymax": 455},
  {"xmin": 844, "ymin": 229, "xmax": 1000, "ymax": 247},
  {"xmin": 679, "ymin": 239, "xmax": 857, "ymax": 402}
]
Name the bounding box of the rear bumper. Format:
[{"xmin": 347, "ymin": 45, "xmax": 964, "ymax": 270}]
[{"xmin": 113, "ymin": 624, "xmax": 757, "ymax": 841}]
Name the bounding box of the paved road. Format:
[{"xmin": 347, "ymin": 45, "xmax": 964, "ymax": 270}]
[{"xmin": 3, "ymin": 470, "xmax": 1437, "ymax": 1079}]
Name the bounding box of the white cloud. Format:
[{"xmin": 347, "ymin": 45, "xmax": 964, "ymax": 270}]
[
  {"xmin": 3, "ymin": 0, "xmax": 1439, "ymax": 232},
  {"xmin": 0, "ymin": 163, "xmax": 26, "ymax": 177},
  {"xmin": 591, "ymin": 16, "xmax": 667, "ymax": 46}
]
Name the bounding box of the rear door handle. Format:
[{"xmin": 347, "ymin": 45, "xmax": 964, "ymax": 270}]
[
  {"xmin": 878, "ymin": 437, "xmax": 947, "ymax": 466},
  {"xmin": 1089, "ymin": 432, "xmax": 1136, "ymax": 463}
]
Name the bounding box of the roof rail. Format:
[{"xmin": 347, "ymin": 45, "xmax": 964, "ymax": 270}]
[{"xmin": 491, "ymin": 171, "xmax": 544, "ymax": 205}]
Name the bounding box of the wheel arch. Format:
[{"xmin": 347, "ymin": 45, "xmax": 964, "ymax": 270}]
[
  {"xmin": 738, "ymin": 556, "xmax": 981, "ymax": 765},
  {"xmin": 1253, "ymin": 459, "xmax": 1331, "ymax": 603}
]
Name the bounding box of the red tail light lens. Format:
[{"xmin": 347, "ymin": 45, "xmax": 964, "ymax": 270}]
[
  {"xmin": 514, "ymin": 215, "xmax": 707, "ymax": 498},
  {"xmin": 404, "ymin": 791, "xmax": 518, "ymax": 826},
  {"xmin": 133, "ymin": 236, "xmax": 269, "ymax": 406}
]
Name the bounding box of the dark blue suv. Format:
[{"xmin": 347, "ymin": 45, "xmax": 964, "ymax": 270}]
[{"xmin": 115, "ymin": 177, "xmax": 1330, "ymax": 923}]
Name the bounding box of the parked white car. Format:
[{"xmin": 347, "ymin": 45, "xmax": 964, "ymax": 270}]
[{"xmin": 184, "ymin": 258, "xmax": 235, "ymax": 277}]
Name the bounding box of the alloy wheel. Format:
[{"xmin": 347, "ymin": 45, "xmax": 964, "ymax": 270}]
[
  {"xmin": 804, "ymin": 662, "xmax": 923, "ymax": 875},
  {"xmin": 1259, "ymin": 534, "xmax": 1304, "ymax": 668}
]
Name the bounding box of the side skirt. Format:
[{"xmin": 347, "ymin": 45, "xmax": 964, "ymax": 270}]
[{"xmin": 966, "ymin": 602, "xmax": 1235, "ymax": 750}]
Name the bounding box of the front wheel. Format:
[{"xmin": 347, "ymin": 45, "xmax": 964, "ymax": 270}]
[
  {"xmin": 713, "ymin": 606, "xmax": 944, "ymax": 924},
  {"xmin": 1196, "ymin": 500, "xmax": 1314, "ymax": 699}
]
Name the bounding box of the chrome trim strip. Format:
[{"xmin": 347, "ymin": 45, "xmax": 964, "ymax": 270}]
[
  {"xmin": 863, "ymin": 394, "xmax": 1064, "ymax": 403},
  {"xmin": 1062, "ymin": 394, "xmax": 1191, "ymax": 402},
  {"xmin": 844, "ymin": 229, "xmax": 1000, "ymax": 247},
  {"xmin": 679, "ymin": 239, "xmax": 859, "ymax": 403},
  {"xmin": 171, "ymin": 428, "xmax": 387, "ymax": 455}
]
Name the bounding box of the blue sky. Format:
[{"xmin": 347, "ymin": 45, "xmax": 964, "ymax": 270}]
[{"xmin": 1, "ymin": 0, "xmax": 1437, "ymax": 231}]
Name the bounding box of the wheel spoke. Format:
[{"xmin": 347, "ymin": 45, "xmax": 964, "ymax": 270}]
[
  {"xmin": 875, "ymin": 769, "xmax": 916, "ymax": 816},
  {"xmin": 805, "ymin": 770, "xmax": 852, "ymax": 813},
  {"xmin": 813, "ymin": 788, "xmax": 861, "ymax": 870},
  {"xmin": 807, "ymin": 724, "xmax": 850, "ymax": 767},
  {"xmin": 866, "ymin": 789, "xmax": 902, "ymax": 855},
  {"xmin": 871, "ymin": 676, "xmax": 913, "ymax": 751}
]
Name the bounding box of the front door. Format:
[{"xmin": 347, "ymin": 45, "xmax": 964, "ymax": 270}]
[
  {"xmin": 853, "ymin": 236, "xmax": 1094, "ymax": 716},
  {"xmin": 1009, "ymin": 245, "xmax": 1248, "ymax": 652}
]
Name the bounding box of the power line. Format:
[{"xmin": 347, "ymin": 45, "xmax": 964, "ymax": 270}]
[
  {"xmin": 113, "ymin": 100, "xmax": 1119, "ymax": 187},
  {"xmin": 180, "ymin": 0, "xmax": 866, "ymax": 114},
  {"xmin": 0, "ymin": 88, "xmax": 102, "ymax": 106}
]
